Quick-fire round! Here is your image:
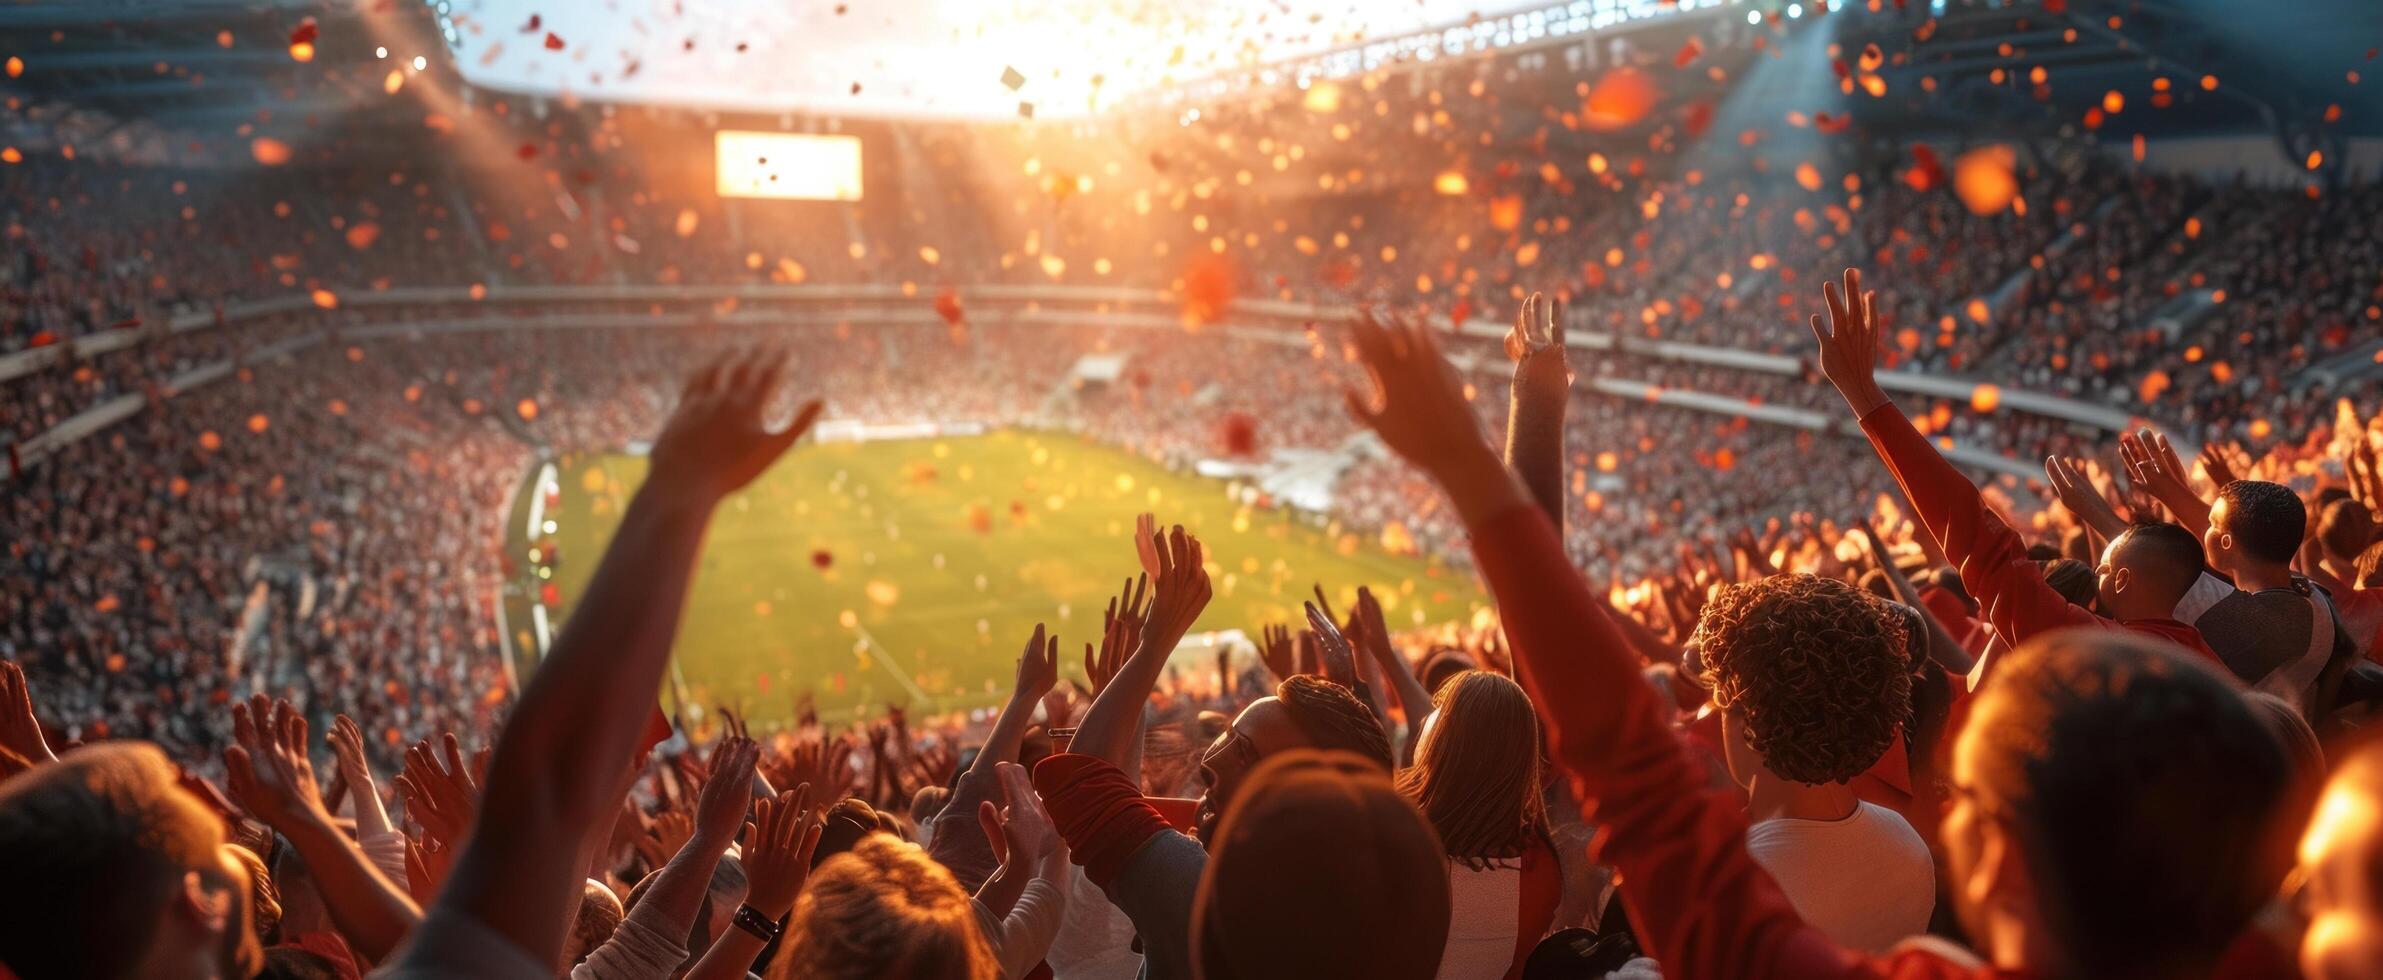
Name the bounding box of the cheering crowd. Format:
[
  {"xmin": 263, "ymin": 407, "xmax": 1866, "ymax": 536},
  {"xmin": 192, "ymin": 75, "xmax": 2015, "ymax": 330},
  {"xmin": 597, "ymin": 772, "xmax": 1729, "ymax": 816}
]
[{"xmin": 4, "ymin": 253, "xmax": 2383, "ymax": 978}]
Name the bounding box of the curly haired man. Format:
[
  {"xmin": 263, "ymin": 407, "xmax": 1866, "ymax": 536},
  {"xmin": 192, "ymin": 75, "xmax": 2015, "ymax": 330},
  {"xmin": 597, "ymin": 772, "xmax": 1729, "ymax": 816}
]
[{"xmin": 1691, "ymin": 573, "xmax": 1935, "ymax": 953}]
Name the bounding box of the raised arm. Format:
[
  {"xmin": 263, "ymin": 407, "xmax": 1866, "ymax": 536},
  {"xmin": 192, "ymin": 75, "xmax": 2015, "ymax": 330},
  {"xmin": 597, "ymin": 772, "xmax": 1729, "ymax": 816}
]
[
  {"xmin": 1343, "ymin": 310, "xmax": 1855, "ymax": 978},
  {"xmin": 1070, "ymin": 526, "xmax": 1208, "ymax": 768},
  {"xmin": 223, "ymin": 696, "xmax": 422, "ymax": 961},
  {"xmin": 973, "ymin": 624, "xmax": 1060, "ymax": 780},
  {"xmin": 682, "ymin": 786, "xmax": 821, "ymax": 980},
  {"xmin": 2044, "ymin": 455, "xmax": 2129, "ymax": 546},
  {"xmin": 1850, "ymin": 524, "xmax": 1976, "ymax": 676},
  {"xmin": 1352, "ymin": 586, "xmax": 1434, "ymax": 765},
  {"xmin": 403, "ymin": 354, "xmax": 818, "ymax": 966},
  {"xmin": 574, "ymin": 736, "xmax": 759, "ymax": 980},
  {"xmin": 1503, "ymin": 292, "xmax": 1571, "ymax": 525},
  {"xmin": 1809, "ymin": 268, "xmax": 2098, "ymax": 651}
]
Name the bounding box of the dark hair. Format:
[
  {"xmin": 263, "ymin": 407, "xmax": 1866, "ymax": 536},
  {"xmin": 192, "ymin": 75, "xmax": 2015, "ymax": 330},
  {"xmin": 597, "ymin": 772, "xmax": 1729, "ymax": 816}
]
[
  {"xmin": 1967, "ymin": 631, "xmax": 2293, "ymax": 978},
  {"xmin": 1396, "ymin": 671, "xmax": 1550, "ymax": 869},
  {"xmin": 1274, "ymin": 675, "xmax": 1393, "ymax": 772},
  {"xmin": 0, "ymin": 742, "xmax": 227, "ymax": 980},
  {"xmin": 2113, "ymin": 522, "xmax": 2205, "ymax": 597},
  {"xmin": 2038, "ymin": 558, "xmax": 2096, "ymax": 608},
  {"xmin": 257, "ymin": 948, "xmax": 346, "ymax": 980},
  {"xmin": 1691, "ymin": 575, "xmax": 1911, "ymax": 784},
  {"xmin": 2216, "ymin": 480, "xmax": 2306, "ymax": 564},
  {"xmin": 2317, "ymin": 497, "xmax": 2374, "ymax": 562}
]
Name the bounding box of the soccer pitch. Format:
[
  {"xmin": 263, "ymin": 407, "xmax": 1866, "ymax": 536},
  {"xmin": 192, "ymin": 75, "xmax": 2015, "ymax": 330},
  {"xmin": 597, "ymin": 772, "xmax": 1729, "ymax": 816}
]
[{"xmin": 510, "ymin": 429, "xmax": 1488, "ymax": 728}]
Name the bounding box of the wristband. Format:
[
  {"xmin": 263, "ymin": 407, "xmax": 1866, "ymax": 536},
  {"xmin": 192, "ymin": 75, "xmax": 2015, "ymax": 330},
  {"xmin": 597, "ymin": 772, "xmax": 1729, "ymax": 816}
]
[{"xmin": 731, "ymin": 903, "xmax": 782, "ymax": 942}]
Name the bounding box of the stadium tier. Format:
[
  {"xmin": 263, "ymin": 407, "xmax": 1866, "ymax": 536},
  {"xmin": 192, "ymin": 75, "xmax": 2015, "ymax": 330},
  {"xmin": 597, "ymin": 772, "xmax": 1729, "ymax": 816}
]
[{"xmin": 2, "ymin": 1, "xmax": 2382, "ymax": 978}]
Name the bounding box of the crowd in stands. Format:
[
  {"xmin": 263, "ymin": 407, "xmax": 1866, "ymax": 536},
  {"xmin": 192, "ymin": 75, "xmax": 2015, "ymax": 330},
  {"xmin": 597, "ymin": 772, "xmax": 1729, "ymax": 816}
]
[
  {"xmin": 6, "ymin": 260, "xmax": 2383, "ymax": 980},
  {"xmin": 5, "ymin": 5, "xmax": 2383, "ymax": 970}
]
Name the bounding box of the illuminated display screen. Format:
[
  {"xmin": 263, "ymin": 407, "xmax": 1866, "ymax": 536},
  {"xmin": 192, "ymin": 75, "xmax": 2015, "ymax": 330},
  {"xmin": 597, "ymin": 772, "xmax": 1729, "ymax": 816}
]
[{"xmin": 714, "ymin": 131, "xmax": 863, "ymax": 201}]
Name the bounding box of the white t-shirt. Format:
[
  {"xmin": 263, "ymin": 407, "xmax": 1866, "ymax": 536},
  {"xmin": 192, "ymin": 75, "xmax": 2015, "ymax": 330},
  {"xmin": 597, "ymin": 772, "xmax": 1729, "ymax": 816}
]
[
  {"xmin": 1743, "ymin": 801, "xmax": 1935, "ymax": 953},
  {"xmin": 1437, "ymin": 859, "xmax": 1523, "ymax": 980}
]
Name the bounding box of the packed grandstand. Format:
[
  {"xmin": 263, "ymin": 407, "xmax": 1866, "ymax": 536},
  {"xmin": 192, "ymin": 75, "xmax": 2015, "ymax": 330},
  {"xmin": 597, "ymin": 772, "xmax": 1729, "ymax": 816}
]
[{"xmin": 2, "ymin": 0, "xmax": 2382, "ymax": 978}]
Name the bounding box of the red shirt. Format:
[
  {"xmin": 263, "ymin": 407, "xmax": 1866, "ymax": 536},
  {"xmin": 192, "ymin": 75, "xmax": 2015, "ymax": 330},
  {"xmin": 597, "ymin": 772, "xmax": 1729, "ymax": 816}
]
[
  {"xmin": 1469, "ymin": 503, "xmax": 2019, "ymax": 979},
  {"xmin": 1858, "ymin": 404, "xmax": 2222, "ymax": 669}
]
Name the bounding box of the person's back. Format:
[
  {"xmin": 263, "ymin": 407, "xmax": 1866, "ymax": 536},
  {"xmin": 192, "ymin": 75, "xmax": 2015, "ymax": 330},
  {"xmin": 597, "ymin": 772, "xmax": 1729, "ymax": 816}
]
[
  {"xmin": 1691, "ymin": 574, "xmax": 1936, "ymax": 953},
  {"xmin": 1395, "ymin": 670, "xmax": 1561, "ymax": 980},
  {"xmin": 2189, "ymin": 481, "xmax": 2354, "ymax": 707},
  {"xmin": 1742, "ymin": 800, "xmax": 1934, "ymax": 952}
]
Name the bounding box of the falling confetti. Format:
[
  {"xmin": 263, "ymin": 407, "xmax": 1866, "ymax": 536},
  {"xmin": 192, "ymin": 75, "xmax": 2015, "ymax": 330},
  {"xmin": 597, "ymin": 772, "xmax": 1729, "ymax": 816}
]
[{"xmin": 1952, "ymin": 145, "xmax": 2019, "ymax": 215}]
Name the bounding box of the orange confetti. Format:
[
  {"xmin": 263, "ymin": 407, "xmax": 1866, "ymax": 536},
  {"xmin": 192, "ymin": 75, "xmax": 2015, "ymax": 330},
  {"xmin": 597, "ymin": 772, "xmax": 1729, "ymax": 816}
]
[
  {"xmin": 1488, "ymin": 194, "xmax": 1523, "ymax": 231},
  {"xmin": 251, "ymin": 138, "xmax": 293, "ymax": 166},
  {"xmin": 1582, "ymin": 68, "xmax": 1658, "ymax": 131},
  {"xmin": 288, "ymin": 41, "xmax": 314, "ymax": 62},
  {"xmin": 1952, "ymin": 145, "xmax": 2019, "ymax": 215},
  {"xmin": 1970, "ymin": 384, "xmax": 2001, "ymax": 412},
  {"xmin": 199, "ymin": 431, "xmax": 223, "ymax": 451},
  {"xmin": 1795, "ymin": 162, "xmax": 1824, "ymax": 192},
  {"xmin": 4, "ymin": 57, "xmax": 20, "ymax": 78},
  {"xmin": 1433, "ymin": 171, "xmax": 1469, "ymax": 195},
  {"xmin": 310, "ymin": 288, "xmax": 339, "ymax": 309},
  {"xmin": 344, "ymin": 221, "xmax": 381, "ymax": 250},
  {"xmin": 247, "ymin": 414, "xmax": 270, "ymax": 434},
  {"xmin": 516, "ymin": 399, "xmax": 539, "ymax": 421}
]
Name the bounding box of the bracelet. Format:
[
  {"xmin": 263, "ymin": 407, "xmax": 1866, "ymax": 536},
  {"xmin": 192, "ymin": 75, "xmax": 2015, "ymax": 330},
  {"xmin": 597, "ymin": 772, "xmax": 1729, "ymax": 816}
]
[{"xmin": 731, "ymin": 903, "xmax": 782, "ymax": 942}]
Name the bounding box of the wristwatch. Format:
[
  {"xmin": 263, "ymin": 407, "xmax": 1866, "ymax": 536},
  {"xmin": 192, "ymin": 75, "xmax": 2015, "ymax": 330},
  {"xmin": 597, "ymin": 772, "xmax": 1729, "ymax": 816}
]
[{"xmin": 731, "ymin": 903, "xmax": 782, "ymax": 942}]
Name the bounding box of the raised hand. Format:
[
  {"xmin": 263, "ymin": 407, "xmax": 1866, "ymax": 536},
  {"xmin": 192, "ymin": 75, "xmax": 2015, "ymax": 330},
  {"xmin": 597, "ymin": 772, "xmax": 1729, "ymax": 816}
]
[
  {"xmin": 223, "ymin": 695, "xmax": 330, "ymax": 832},
  {"xmin": 1141, "ymin": 524, "xmax": 1213, "ymax": 653},
  {"xmin": 2198, "ymin": 441, "xmax": 2243, "ymax": 490},
  {"xmin": 976, "ymin": 761, "xmax": 1063, "ymax": 872},
  {"xmin": 740, "ymin": 786, "xmax": 823, "ymax": 917},
  {"xmin": 326, "ymin": 713, "xmax": 395, "ymax": 835},
  {"xmin": 1084, "ymin": 576, "xmax": 1148, "ymax": 693},
  {"xmin": 1013, "ymin": 623, "xmax": 1061, "ymax": 703},
  {"xmin": 1505, "ymin": 291, "xmax": 1568, "ymax": 365},
  {"xmin": 2119, "ymin": 428, "xmax": 2209, "ymax": 533},
  {"xmin": 773, "ymin": 736, "xmax": 854, "ymax": 802},
  {"xmin": 394, "ymin": 733, "xmax": 479, "ymax": 848},
  {"xmin": 647, "ymin": 350, "xmax": 823, "ymax": 502},
  {"xmin": 1257, "ymin": 623, "xmax": 1298, "ymax": 682},
  {"xmin": 1133, "ymin": 513, "xmax": 1164, "ymax": 580},
  {"xmin": 1806, "ymin": 267, "xmax": 1890, "ymax": 417},
  {"xmin": 0, "ymin": 660, "xmax": 56, "ymax": 767},
  {"xmin": 645, "ymin": 810, "xmax": 696, "ymax": 867},
  {"xmin": 692, "ymin": 736, "xmax": 760, "ymax": 848},
  {"xmin": 1343, "ymin": 311, "xmax": 1498, "ymax": 479},
  {"xmin": 2044, "ymin": 455, "xmax": 2129, "ymax": 539},
  {"xmin": 1304, "ymin": 601, "xmax": 1360, "ymax": 691}
]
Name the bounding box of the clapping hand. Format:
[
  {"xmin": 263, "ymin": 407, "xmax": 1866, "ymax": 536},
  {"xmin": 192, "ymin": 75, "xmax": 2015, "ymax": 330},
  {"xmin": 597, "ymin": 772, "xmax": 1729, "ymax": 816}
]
[
  {"xmin": 976, "ymin": 761, "xmax": 1063, "ymax": 872},
  {"xmin": 394, "ymin": 733, "xmax": 479, "ymax": 849},
  {"xmin": 1257, "ymin": 624, "xmax": 1298, "ymax": 682},
  {"xmin": 2044, "ymin": 455, "xmax": 2128, "ymax": 538},
  {"xmin": 1015, "ymin": 623, "xmax": 1061, "ymax": 703},
  {"xmin": 0, "ymin": 661, "xmax": 56, "ymax": 768},
  {"xmin": 1141, "ymin": 524, "xmax": 1213, "ymax": 654},
  {"xmin": 223, "ymin": 695, "xmax": 331, "ymax": 833},
  {"xmin": 740, "ymin": 785, "xmax": 823, "ymax": 918},
  {"xmin": 1084, "ymin": 577, "xmax": 1149, "ymax": 693},
  {"xmin": 692, "ymin": 735, "xmax": 760, "ymax": 849}
]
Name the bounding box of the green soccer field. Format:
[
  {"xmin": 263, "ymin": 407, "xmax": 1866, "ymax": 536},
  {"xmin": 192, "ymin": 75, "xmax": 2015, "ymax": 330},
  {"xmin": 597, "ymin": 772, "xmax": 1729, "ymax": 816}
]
[{"xmin": 505, "ymin": 429, "xmax": 1488, "ymax": 729}]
